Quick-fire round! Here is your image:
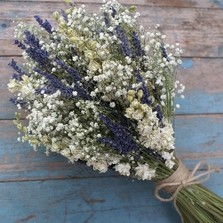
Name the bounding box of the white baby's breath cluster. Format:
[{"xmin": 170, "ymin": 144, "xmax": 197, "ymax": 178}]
[
  {"xmin": 125, "ymin": 92, "xmax": 176, "ymax": 169},
  {"xmin": 9, "ymin": 0, "xmax": 185, "ymax": 181}
]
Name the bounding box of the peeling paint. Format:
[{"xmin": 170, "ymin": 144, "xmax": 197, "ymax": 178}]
[
  {"xmin": 212, "ymin": 0, "xmax": 223, "ymax": 9},
  {"xmin": 16, "ymin": 214, "xmax": 36, "ymax": 223},
  {"xmin": 181, "ymin": 58, "xmax": 193, "ymax": 69},
  {"xmin": 83, "ymin": 197, "xmax": 106, "ymax": 205}
]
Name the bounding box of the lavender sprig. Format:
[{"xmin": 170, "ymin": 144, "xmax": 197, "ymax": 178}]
[
  {"xmin": 115, "ymin": 26, "xmax": 132, "ymax": 57},
  {"xmin": 8, "ymin": 59, "xmax": 27, "ymax": 80},
  {"xmin": 98, "ymin": 114, "xmax": 138, "ymax": 154},
  {"xmin": 14, "ymin": 39, "xmax": 26, "ymax": 50},
  {"xmin": 34, "ymin": 15, "xmax": 53, "ymax": 34},
  {"xmin": 135, "ymin": 69, "xmax": 151, "ymax": 105},
  {"xmin": 132, "ymin": 31, "xmax": 144, "ymax": 57}
]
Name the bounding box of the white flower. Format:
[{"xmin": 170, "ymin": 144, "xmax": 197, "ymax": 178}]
[
  {"xmin": 8, "ymin": 79, "xmax": 19, "ymax": 92},
  {"xmin": 92, "ymin": 161, "xmax": 108, "ymax": 173},
  {"xmin": 114, "ymin": 163, "xmax": 131, "ymax": 176},
  {"xmin": 72, "ymin": 91, "xmax": 77, "ymax": 96},
  {"xmin": 109, "ymin": 102, "xmax": 116, "ymax": 108},
  {"xmin": 135, "ymin": 163, "xmax": 155, "ymax": 180},
  {"xmin": 165, "ymin": 159, "xmax": 175, "ymax": 169},
  {"xmin": 161, "ymin": 151, "xmax": 173, "ymax": 160}
]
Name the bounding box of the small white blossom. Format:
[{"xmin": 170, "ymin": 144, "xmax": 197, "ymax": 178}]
[
  {"xmin": 114, "ymin": 163, "xmax": 131, "ymax": 176},
  {"xmin": 135, "ymin": 163, "xmax": 156, "ymax": 180},
  {"xmin": 109, "ymin": 102, "xmax": 116, "ymax": 108}
]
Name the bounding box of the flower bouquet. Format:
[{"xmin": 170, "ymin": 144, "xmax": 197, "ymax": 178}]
[{"xmin": 8, "ymin": 0, "xmax": 223, "ymax": 222}]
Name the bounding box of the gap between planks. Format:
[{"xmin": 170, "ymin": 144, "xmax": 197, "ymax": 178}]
[
  {"xmin": 1, "ymin": 0, "xmax": 223, "ymax": 11},
  {"xmin": 2, "ymin": 113, "xmax": 223, "ymax": 121},
  {"xmin": 0, "ymin": 167, "xmax": 221, "ymax": 183}
]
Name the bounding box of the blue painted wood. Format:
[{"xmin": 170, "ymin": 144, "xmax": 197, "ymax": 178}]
[
  {"xmin": 0, "ymin": 1, "xmax": 223, "ymax": 223},
  {"xmin": 176, "ymin": 58, "xmax": 223, "ymax": 115},
  {"xmin": 0, "ymin": 120, "xmax": 118, "ymax": 181},
  {"xmin": 3, "ymin": 0, "xmax": 223, "ymax": 9},
  {"xmin": 2, "ymin": 57, "xmax": 223, "ymax": 119},
  {"xmin": 1, "ymin": 2, "xmax": 223, "ymax": 57},
  {"xmin": 0, "ymin": 173, "xmax": 222, "ymax": 223},
  {"xmin": 176, "ymin": 90, "xmax": 223, "ymax": 115},
  {"xmin": 0, "ymin": 114, "xmax": 222, "ymax": 181},
  {"xmin": 174, "ymin": 115, "xmax": 223, "ymax": 167}
]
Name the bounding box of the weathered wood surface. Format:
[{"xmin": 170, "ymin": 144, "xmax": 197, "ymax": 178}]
[
  {"xmin": 3, "ymin": 0, "xmax": 223, "ymax": 9},
  {"xmin": 0, "ymin": 0, "xmax": 223, "ymax": 223},
  {"xmin": 1, "ymin": 173, "xmax": 222, "ymax": 223},
  {"xmin": 0, "ymin": 115, "xmax": 223, "ymax": 182},
  {"xmin": 2, "ymin": 57, "xmax": 223, "ymax": 118},
  {"xmin": 1, "ymin": 2, "xmax": 223, "ymax": 57}
]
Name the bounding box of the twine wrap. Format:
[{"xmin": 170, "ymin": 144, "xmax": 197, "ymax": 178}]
[{"xmin": 155, "ymin": 160, "xmax": 220, "ymax": 223}]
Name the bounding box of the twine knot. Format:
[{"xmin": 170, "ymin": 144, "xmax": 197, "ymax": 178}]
[{"xmin": 155, "ymin": 160, "xmax": 220, "ymax": 222}]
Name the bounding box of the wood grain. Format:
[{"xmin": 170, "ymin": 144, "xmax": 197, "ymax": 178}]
[
  {"xmin": 2, "ymin": 0, "xmax": 223, "ymax": 9},
  {"xmin": 2, "ymin": 57, "xmax": 223, "ymax": 119},
  {"xmin": 0, "ymin": 2, "xmax": 223, "ymax": 57},
  {"xmin": 0, "ymin": 1, "xmax": 223, "ymax": 223},
  {"xmin": 0, "ymin": 177, "xmax": 180, "ymax": 223},
  {"xmin": 0, "ymin": 115, "xmax": 222, "ymax": 182},
  {"xmin": 0, "ymin": 173, "xmax": 222, "ymax": 223}
]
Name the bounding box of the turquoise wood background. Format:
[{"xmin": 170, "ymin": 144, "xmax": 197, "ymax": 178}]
[{"xmin": 0, "ymin": 0, "xmax": 223, "ymax": 222}]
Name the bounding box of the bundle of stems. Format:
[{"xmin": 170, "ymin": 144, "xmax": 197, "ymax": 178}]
[
  {"xmin": 154, "ymin": 158, "xmax": 223, "ymax": 223},
  {"xmin": 7, "ymin": 1, "xmax": 223, "ymax": 222}
]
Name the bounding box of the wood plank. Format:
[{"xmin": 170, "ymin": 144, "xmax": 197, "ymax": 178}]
[
  {"xmin": 0, "ymin": 120, "xmax": 118, "ymax": 181},
  {"xmin": 176, "ymin": 58, "xmax": 223, "ymax": 115},
  {"xmin": 0, "ymin": 57, "xmax": 26, "ymax": 120},
  {"xmin": 2, "ymin": 0, "xmax": 223, "ymax": 10},
  {"xmin": 1, "ymin": 1, "xmax": 222, "ymax": 222},
  {"xmin": 174, "ymin": 114, "xmax": 223, "ymax": 167},
  {"xmin": 0, "ymin": 114, "xmax": 222, "ymax": 181},
  {"xmin": 0, "ymin": 174, "xmax": 222, "ymax": 223},
  {"xmin": 1, "ymin": 2, "xmax": 223, "ymax": 57},
  {"xmin": 2, "ymin": 57, "xmax": 223, "ymax": 119}
]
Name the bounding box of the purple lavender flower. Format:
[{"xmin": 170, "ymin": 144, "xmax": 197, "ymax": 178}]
[
  {"xmin": 98, "ymin": 114, "xmax": 164, "ymax": 161},
  {"xmin": 98, "ymin": 114, "xmax": 138, "ymax": 154},
  {"xmin": 103, "ymin": 12, "xmax": 110, "ymax": 26},
  {"xmin": 8, "ymin": 59, "xmax": 27, "ymax": 81},
  {"xmin": 135, "ymin": 69, "xmax": 151, "ymax": 105},
  {"xmin": 55, "ymin": 58, "xmax": 81, "ymax": 82},
  {"xmin": 35, "ymin": 86, "xmax": 56, "ymax": 95},
  {"xmin": 14, "ymin": 39, "xmax": 26, "ymax": 50},
  {"xmin": 154, "ymin": 105, "xmax": 164, "ymax": 127},
  {"xmin": 160, "ymin": 44, "xmax": 169, "ymax": 62},
  {"xmin": 26, "ymin": 47, "xmax": 50, "ymax": 67},
  {"xmin": 34, "ymin": 68, "xmax": 91, "ymax": 100},
  {"xmin": 34, "ymin": 15, "xmax": 53, "ymax": 34},
  {"xmin": 111, "ymin": 7, "xmax": 117, "ymax": 18},
  {"xmin": 71, "ymin": 47, "xmax": 78, "ymax": 56},
  {"xmin": 10, "ymin": 97, "xmax": 27, "ymax": 108},
  {"xmin": 55, "ymin": 58, "xmax": 92, "ymax": 100},
  {"xmin": 34, "ymin": 68, "xmax": 73, "ymax": 98},
  {"xmin": 23, "ymin": 31, "xmax": 50, "ymax": 67},
  {"xmin": 154, "ymin": 105, "xmax": 163, "ymax": 122},
  {"xmin": 24, "ymin": 31, "xmax": 41, "ymax": 48},
  {"xmin": 135, "ymin": 70, "xmax": 164, "ymax": 126},
  {"xmin": 115, "ymin": 26, "xmax": 132, "ymax": 57},
  {"xmin": 72, "ymin": 82, "xmax": 92, "ymax": 100},
  {"xmin": 61, "ymin": 10, "xmax": 68, "ymax": 22},
  {"xmin": 132, "ymin": 31, "xmax": 144, "ymax": 57},
  {"xmin": 11, "ymin": 73, "xmax": 22, "ymax": 81}
]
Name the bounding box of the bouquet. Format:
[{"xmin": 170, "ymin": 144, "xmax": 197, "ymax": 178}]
[{"xmin": 8, "ymin": 0, "xmax": 223, "ymax": 222}]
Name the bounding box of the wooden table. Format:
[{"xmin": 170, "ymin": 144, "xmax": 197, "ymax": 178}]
[{"xmin": 0, "ymin": 1, "xmax": 223, "ymax": 222}]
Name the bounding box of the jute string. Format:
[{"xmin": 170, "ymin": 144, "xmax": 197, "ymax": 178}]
[{"xmin": 155, "ymin": 160, "xmax": 220, "ymax": 223}]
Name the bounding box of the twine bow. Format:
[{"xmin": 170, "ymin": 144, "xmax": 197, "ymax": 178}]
[{"xmin": 155, "ymin": 160, "xmax": 220, "ymax": 223}]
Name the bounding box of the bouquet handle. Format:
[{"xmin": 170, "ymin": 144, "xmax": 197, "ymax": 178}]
[{"xmin": 155, "ymin": 160, "xmax": 220, "ymax": 222}]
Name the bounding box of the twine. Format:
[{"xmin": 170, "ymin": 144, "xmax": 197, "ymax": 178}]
[{"xmin": 155, "ymin": 160, "xmax": 220, "ymax": 223}]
